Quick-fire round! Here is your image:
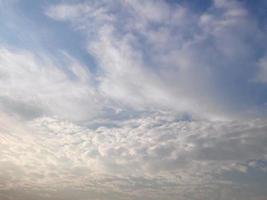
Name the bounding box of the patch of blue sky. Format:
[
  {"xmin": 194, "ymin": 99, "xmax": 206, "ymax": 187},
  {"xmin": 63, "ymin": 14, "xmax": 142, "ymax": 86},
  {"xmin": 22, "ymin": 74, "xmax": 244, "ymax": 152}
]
[
  {"xmin": 224, "ymin": 165, "xmax": 267, "ymax": 185},
  {"xmin": 240, "ymin": 0, "xmax": 267, "ymax": 31}
]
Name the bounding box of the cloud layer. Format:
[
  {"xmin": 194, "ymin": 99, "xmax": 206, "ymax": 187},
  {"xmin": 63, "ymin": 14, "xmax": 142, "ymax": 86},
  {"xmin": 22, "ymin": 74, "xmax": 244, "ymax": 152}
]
[
  {"xmin": 1, "ymin": 113, "xmax": 267, "ymax": 200},
  {"xmin": 1, "ymin": 0, "xmax": 267, "ymax": 200}
]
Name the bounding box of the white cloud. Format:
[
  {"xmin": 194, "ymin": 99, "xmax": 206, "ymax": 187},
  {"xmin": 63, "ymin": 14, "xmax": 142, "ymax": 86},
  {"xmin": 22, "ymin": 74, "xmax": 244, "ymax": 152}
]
[
  {"xmin": 0, "ymin": 47, "xmax": 104, "ymax": 121},
  {"xmin": 45, "ymin": 0, "xmax": 267, "ymax": 120},
  {"xmin": 1, "ymin": 112, "xmax": 267, "ymax": 199},
  {"xmin": 1, "ymin": 0, "xmax": 267, "ymax": 199}
]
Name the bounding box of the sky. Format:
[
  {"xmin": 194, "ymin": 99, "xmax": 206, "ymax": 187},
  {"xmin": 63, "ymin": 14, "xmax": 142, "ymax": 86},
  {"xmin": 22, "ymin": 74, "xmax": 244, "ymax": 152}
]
[{"xmin": 0, "ymin": 0, "xmax": 267, "ymax": 199}]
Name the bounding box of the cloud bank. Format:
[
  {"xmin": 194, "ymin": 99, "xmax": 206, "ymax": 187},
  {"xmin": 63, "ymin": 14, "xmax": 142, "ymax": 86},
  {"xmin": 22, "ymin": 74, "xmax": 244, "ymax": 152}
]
[{"xmin": 1, "ymin": 113, "xmax": 267, "ymax": 200}]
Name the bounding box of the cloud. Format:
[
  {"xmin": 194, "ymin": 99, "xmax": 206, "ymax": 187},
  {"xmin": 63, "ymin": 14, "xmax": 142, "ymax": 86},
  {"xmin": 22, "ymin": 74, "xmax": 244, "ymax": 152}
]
[
  {"xmin": 1, "ymin": 0, "xmax": 267, "ymax": 199},
  {"xmin": 46, "ymin": 0, "xmax": 267, "ymax": 120},
  {"xmin": 0, "ymin": 46, "xmax": 105, "ymax": 121},
  {"xmin": 257, "ymin": 55, "xmax": 267, "ymax": 83},
  {"xmin": 1, "ymin": 112, "xmax": 267, "ymax": 199},
  {"xmin": 1, "ymin": 0, "xmax": 267, "ymax": 122}
]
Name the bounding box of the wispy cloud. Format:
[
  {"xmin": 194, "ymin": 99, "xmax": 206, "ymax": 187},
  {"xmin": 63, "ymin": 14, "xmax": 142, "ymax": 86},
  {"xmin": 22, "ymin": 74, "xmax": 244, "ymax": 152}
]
[
  {"xmin": 46, "ymin": 0, "xmax": 267, "ymax": 120},
  {"xmin": 0, "ymin": 46, "xmax": 102, "ymax": 121},
  {"xmin": 1, "ymin": 0, "xmax": 267, "ymax": 199}
]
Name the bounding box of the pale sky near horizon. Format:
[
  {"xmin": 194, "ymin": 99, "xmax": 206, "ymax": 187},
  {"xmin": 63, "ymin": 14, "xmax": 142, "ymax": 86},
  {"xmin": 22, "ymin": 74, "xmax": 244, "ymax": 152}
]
[{"xmin": 1, "ymin": 0, "xmax": 267, "ymax": 199}]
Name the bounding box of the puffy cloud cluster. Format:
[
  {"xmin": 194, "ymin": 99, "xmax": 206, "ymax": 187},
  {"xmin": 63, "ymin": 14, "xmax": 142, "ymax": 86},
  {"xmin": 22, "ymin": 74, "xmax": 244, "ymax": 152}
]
[{"xmin": 1, "ymin": 112, "xmax": 267, "ymax": 199}]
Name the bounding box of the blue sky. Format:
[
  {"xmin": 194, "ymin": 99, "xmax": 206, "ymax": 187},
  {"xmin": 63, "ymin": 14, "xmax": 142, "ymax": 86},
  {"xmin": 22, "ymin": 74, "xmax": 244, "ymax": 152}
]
[{"xmin": 0, "ymin": 0, "xmax": 267, "ymax": 200}]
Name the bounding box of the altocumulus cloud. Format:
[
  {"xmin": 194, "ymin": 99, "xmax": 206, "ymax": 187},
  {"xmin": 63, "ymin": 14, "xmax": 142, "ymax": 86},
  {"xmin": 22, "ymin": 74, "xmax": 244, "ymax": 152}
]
[
  {"xmin": 1, "ymin": 0, "xmax": 267, "ymax": 200},
  {"xmin": 1, "ymin": 113, "xmax": 267, "ymax": 200}
]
